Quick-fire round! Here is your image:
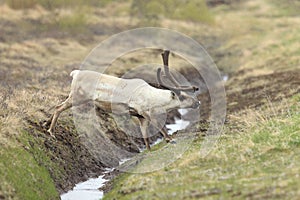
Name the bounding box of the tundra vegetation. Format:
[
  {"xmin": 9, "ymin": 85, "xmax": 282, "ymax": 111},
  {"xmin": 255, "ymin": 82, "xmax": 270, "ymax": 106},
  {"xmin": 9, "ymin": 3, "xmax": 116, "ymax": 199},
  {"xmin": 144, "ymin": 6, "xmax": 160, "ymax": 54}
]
[{"xmin": 0, "ymin": 0, "xmax": 299, "ymax": 199}]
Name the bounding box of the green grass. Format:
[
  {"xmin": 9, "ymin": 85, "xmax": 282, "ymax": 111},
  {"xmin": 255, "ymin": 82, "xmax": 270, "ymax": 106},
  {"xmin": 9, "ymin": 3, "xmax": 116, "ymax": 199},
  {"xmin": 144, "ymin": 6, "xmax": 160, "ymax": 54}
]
[
  {"xmin": 55, "ymin": 10, "xmax": 88, "ymax": 32},
  {"xmin": 0, "ymin": 145, "xmax": 59, "ymax": 200},
  {"xmin": 104, "ymin": 94, "xmax": 300, "ymax": 199},
  {"xmin": 171, "ymin": 0, "xmax": 214, "ymax": 24},
  {"xmin": 0, "ymin": 127, "xmax": 63, "ymax": 200}
]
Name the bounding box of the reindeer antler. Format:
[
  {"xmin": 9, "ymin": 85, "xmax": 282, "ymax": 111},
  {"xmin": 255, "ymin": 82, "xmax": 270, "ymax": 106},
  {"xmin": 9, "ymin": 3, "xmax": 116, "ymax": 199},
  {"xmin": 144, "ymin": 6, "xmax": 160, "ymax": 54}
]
[{"xmin": 157, "ymin": 50, "xmax": 198, "ymax": 92}]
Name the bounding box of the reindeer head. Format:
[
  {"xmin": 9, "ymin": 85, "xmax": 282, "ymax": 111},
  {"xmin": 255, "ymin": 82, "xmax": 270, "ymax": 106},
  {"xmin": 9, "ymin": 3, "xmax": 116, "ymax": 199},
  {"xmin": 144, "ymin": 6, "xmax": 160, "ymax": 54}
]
[{"xmin": 157, "ymin": 50, "xmax": 201, "ymax": 109}]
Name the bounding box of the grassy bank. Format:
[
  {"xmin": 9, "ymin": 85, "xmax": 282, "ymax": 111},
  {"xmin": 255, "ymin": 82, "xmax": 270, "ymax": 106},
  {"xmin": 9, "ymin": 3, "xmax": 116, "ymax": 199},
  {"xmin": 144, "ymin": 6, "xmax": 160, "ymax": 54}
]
[
  {"xmin": 0, "ymin": 141, "xmax": 59, "ymax": 199},
  {"xmin": 104, "ymin": 95, "xmax": 300, "ymax": 199},
  {"xmin": 0, "ymin": 88, "xmax": 62, "ymax": 199}
]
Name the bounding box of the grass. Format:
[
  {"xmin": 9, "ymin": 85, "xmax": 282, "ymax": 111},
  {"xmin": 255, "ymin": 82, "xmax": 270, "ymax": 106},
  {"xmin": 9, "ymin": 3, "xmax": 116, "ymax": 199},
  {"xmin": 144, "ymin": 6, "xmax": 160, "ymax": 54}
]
[
  {"xmin": 53, "ymin": 9, "xmax": 88, "ymax": 32},
  {"xmin": 3, "ymin": 0, "xmax": 215, "ymax": 37},
  {"xmin": 4, "ymin": 0, "xmax": 118, "ymax": 35},
  {"xmin": 5, "ymin": 0, "xmax": 118, "ymax": 10},
  {"xmin": 268, "ymin": 0, "xmax": 300, "ymax": 17},
  {"xmin": 104, "ymin": 94, "xmax": 300, "ymax": 199},
  {"xmin": 0, "ymin": 142, "xmax": 59, "ymax": 200},
  {"xmin": 0, "ymin": 15, "xmax": 88, "ymax": 198},
  {"xmin": 0, "ymin": 86, "xmax": 69, "ymax": 199},
  {"xmin": 210, "ymin": 0, "xmax": 300, "ymax": 75},
  {"xmin": 5, "ymin": 0, "xmax": 37, "ymax": 9},
  {"xmin": 171, "ymin": 0, "xmax": 214, "ymax": 24},
  {"xmin": 130, "ymin": 0, "xmax": 214, "ymax": 26}
]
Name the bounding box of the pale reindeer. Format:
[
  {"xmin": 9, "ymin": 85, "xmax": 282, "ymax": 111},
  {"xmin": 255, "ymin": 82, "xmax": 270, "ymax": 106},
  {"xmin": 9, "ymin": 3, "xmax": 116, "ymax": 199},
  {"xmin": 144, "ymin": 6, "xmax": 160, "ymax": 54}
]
[{"xmin": 44, "ymin": 50, "xmax": 200, "ymax": 150}]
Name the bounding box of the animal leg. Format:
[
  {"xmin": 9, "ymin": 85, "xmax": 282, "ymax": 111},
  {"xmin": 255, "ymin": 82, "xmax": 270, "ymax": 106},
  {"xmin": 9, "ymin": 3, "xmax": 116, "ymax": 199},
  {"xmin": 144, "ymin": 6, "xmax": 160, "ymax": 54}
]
[
  {"xmin": 47, "ymin": 95, "xmax": 72, "ymax": 137},
  {"xmin": 150, "ymin": 115, "xmax": 172, "ymax": 143},
  {"xmin": 138, "ymin": 118, "xmax": 151, "ymax": 150},
  {"xmin": 160, "ymin": 126, "xmax": 172, "ymax": 142}
]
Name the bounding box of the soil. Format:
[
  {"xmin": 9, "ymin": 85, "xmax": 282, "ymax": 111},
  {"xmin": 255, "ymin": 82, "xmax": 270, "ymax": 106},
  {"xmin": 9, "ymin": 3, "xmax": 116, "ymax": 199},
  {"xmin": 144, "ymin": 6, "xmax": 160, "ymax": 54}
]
[
  {"xmin": 198, "ymin": 69, "xmax": 300, "ymax": 120},
  {"xmin": 227, "ymin": 69, "xmax": 300, "ymax": 113},
  {"xmin": 25, "ymin": 117, "xmax": 105, "ymax": 194}
]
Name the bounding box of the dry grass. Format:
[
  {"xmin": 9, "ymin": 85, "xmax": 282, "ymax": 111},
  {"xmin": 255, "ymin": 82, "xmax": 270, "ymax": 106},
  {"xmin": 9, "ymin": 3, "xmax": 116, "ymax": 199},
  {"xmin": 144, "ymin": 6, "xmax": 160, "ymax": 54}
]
[
  {"xmin": 212, "ymin": 0, "xmax": 300, "ymax": 75},
  {"xmin": 229, "ymin": 95, "xmax": 295, "ymax": 128}
]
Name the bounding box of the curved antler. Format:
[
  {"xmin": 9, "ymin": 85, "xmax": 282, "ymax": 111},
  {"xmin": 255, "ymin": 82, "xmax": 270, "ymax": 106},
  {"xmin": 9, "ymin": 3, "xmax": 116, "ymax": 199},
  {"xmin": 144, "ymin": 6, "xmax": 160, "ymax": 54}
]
[
  {"xmin": 157, "ymin": 50, "xmax": 199, "ymax": 92},
  {"xmin": 157, "ymin": 68, "xmax": 198, "ymax": 92}
]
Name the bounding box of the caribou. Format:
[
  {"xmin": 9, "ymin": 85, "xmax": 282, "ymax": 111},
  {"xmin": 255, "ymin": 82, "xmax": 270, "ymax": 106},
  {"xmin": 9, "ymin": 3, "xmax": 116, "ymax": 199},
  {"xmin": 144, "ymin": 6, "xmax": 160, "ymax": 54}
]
[{"xmin": 45, "ymin": 50, "xmax": 200, "ymax": 150}]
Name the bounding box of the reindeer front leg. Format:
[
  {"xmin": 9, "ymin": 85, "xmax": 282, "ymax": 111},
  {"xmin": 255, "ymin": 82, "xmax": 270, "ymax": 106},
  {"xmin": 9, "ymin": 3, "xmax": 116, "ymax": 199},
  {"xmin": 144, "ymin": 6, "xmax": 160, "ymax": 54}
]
[
  {"xmin": 150, "ymin": 110, "xmax": 172, "ymax": 143},
  {"xmin": 138, "ymin": 118, "xmax": 151, "ymax": 150},
  {"xmin": 160, "ymin": 126, "xmax": 172, "ymax": 142}
]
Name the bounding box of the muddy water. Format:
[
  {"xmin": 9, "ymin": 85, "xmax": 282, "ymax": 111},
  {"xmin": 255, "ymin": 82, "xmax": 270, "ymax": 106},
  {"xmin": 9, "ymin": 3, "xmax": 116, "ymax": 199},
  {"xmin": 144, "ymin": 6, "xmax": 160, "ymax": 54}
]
[{"xmin": 60, "ymin": 108, "xmax": 190, "ymax": 200}]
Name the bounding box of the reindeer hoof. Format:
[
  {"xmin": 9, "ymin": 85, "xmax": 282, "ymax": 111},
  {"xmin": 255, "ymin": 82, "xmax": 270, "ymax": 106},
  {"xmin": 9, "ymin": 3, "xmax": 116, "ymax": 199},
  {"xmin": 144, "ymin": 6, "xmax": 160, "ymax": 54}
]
[
  {"xmin": 166, "ymin": 137, "xmax": 176, "ymax": 144},
  {"xmin": 165, "ymin": 137, "xmax": 173, "ymax": 143},
  {"xmin": 170, "ymin": 140, "xmax": 176, "ymax": 144}
]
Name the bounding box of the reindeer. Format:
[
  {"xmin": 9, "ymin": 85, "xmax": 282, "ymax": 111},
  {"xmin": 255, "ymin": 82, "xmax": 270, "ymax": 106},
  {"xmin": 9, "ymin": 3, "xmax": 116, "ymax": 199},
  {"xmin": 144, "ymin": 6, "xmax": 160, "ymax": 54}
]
[{"xmin": 44, "ymin": 50, "xmax": 200, "ymax": 150}]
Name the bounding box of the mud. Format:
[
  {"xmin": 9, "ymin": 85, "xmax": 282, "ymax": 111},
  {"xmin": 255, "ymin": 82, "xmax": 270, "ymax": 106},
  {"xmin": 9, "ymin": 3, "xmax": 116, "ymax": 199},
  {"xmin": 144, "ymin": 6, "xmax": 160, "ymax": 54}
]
[
  {"xmin": 196, "ymin": 69, "xmax": 300, "ymax": 126},
  {"xmin": 25, "ymin": 117, "xmax": 104, "ymax": 194},
  {"xmin": 227, "ymin": 69, "xmax": 300, "ymax": 113}
]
